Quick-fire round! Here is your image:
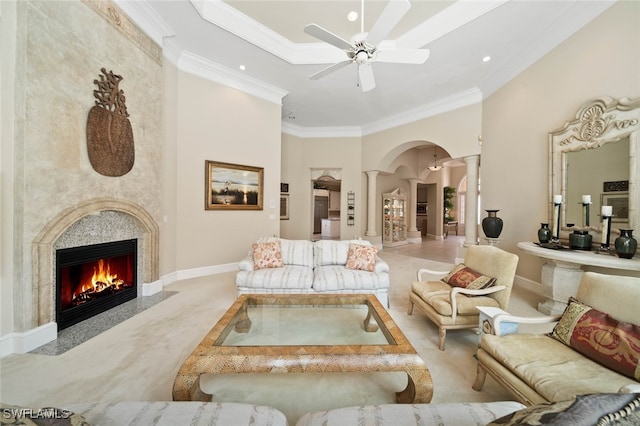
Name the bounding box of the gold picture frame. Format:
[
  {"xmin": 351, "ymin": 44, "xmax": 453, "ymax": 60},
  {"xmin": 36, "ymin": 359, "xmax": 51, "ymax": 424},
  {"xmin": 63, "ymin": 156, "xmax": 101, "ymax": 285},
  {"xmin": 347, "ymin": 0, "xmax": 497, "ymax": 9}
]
[{"xmin": 205, "ymin": 160, "xmax": 263, "ymax": 210}]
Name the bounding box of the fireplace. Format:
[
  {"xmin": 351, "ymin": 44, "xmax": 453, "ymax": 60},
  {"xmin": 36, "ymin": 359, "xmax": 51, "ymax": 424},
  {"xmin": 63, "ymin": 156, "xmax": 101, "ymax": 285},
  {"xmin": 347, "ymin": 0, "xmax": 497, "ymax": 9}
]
[{"xmin": 56, "ymin": 239, "xmax": 137, "ymax": 330}]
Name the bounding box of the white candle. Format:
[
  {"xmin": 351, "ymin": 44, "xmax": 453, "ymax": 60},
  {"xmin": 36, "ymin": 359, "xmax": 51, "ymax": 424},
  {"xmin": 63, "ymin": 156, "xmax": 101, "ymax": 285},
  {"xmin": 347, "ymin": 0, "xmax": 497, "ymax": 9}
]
[
  {"xmin": 602, "ymin": 205, "xmax": 613, "ymax": 217},
  {"xmin": 582, "ymin": 195, "xmax": 591, "ymax": 204},
  {"xmin": 554, "ymin": 195, "xmax": 562, "ymax": 204}
]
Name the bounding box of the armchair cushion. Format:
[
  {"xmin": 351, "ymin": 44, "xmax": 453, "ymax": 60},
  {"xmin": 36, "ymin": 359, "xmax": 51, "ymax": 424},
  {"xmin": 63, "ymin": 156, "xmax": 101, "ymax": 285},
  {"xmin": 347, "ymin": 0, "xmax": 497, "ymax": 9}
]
[
  {"xmin": 252, "ymin": 241, "xmax": 284, "ymax": 270},
  {"xmin": 410, "ymin": 281, "xmax": 499, "ymax": 317},
  {"xmin": 443, "ymin": 263, "xmax": 496, "ymax": 290},
  {"xmin": 551, "ymin": 297, "xmax": 640, "ymax": 381}
]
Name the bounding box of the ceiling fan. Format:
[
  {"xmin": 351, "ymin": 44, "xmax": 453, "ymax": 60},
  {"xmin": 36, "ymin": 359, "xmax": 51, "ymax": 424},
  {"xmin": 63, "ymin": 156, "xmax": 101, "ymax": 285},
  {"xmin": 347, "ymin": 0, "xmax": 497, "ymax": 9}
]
[{"xmin": 304, "ymin": 0, "xmax": 430, "ymax": 92}]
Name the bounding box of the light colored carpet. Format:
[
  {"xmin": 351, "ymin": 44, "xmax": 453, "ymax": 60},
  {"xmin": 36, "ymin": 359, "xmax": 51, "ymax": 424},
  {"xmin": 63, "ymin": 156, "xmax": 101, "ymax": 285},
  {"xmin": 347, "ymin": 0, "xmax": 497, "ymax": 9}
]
[{"xmin": 0, "ymin": 251, "xmax": 551, "ymax": 424}]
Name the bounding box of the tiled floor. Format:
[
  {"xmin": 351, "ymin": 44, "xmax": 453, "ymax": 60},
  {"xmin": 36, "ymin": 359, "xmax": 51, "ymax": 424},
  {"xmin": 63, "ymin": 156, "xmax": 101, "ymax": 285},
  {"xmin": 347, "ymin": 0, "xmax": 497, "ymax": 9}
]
[{"xmin": 382, "ymin": 235, "xmax": 465, "ymax": 264}]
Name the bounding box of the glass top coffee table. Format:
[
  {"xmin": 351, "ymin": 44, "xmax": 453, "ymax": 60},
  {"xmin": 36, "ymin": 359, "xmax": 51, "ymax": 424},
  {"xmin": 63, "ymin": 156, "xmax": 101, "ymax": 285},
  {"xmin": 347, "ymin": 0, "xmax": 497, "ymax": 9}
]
[{"xmin": 173, "ymin": 294, "xmax": 433, "ymax": 403}]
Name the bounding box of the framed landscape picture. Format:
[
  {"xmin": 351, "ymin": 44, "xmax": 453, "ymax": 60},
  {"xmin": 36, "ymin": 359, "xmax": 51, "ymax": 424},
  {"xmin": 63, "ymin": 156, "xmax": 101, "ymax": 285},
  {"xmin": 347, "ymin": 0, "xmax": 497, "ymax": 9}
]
[{"xmin": 205, "ymin": 160, "xmax": 263, "ymax": 210}]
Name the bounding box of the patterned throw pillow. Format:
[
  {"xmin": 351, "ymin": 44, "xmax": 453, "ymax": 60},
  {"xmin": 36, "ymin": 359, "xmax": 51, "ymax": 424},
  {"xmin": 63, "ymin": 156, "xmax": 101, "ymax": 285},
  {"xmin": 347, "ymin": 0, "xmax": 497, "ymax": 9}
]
[
  {"xmin": 345, "ymin": 243, "xmax": 378, "ymax": 272},
  {"xmin": 551, "ymin": 297, "xmax": 640, "ymax": 381},
  {"xmin": 252, "ymin": 241, "xmax": 284, "ymax": 270},
  {"xmin": 487, "ymin": 393, "xmax": 640, "ymax": 426},
  {"xmin": 442, "ymin": 263, "xmax": 496, "ymax": 290}
]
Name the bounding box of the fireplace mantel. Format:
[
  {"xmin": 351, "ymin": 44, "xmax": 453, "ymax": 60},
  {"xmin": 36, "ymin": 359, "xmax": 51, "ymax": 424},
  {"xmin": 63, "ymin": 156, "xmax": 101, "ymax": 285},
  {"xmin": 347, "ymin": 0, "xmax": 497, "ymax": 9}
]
[
  {"xmin": 32, "ymin": 198, "xmax": 160, "ymax": 327},
  {"xmin": 518, "ymin": 241, "xmax": 640, "ymax": 315}
]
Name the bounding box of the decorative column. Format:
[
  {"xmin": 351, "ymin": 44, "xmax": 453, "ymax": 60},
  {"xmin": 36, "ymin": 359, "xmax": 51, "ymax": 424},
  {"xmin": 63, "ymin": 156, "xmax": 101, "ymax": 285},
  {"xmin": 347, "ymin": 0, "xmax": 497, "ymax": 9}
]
[
  {"xmin": 406, "ymin": 178, "xmax": 421, "ymax": 243},
  {"xmin": 365, "ymin": 170, "xmax": 379, "ymax": 237},
  {"xmin": 463, "ymin": 155, "xmax": 480, "ymax": 246}
]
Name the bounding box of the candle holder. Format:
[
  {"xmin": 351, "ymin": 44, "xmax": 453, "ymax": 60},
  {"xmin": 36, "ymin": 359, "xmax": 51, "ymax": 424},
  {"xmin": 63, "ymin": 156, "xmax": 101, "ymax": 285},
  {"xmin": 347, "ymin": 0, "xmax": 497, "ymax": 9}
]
[
  {"xmin": 552, "ymin": 201, "xmax": 562, "ymax": 242},
  {"xmin": 582, "ymin": 202, "xmax": 591, "ymax": 228},
  {"xmin": 597, "ymin": 214, "xmax": 613, "ymax": 253}
]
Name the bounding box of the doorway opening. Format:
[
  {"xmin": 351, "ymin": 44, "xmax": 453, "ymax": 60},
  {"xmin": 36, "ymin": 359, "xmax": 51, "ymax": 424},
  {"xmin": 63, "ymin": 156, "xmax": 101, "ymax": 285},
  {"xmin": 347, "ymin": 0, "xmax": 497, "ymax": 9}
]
[{"xmin": 311, "ymin": 175, "xmax": 341, "ymax": 240}]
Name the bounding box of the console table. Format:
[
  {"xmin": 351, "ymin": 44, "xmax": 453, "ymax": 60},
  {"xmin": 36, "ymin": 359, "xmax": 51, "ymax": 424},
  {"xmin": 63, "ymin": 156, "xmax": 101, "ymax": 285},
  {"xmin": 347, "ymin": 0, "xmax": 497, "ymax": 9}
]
[{"xmin": 517, "ymin": 242, "xmax": 640, "ymax": 315}]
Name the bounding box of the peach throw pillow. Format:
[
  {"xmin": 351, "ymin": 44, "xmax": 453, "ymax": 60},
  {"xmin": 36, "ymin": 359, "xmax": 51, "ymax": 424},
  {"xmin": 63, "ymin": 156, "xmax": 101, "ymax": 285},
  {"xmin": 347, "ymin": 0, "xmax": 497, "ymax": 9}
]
[
  {"xmin": 252, "ymin": 241, "xmax": 284, "ymax": 270},
  {"xmin": 345, "ymin": 243, "xmax": 378, "ymax": 272}
]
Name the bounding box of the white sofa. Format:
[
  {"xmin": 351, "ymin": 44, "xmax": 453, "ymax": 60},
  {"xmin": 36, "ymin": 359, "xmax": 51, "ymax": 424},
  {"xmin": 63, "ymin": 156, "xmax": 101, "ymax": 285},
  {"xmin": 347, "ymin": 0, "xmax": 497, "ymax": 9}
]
[
  {"xmin": 7, "ymin": 400, "xmax": 526, "ymax": 426},
  {"xmin": 235, "ymin": 238, "xmax": 390, "ymax": 306}
]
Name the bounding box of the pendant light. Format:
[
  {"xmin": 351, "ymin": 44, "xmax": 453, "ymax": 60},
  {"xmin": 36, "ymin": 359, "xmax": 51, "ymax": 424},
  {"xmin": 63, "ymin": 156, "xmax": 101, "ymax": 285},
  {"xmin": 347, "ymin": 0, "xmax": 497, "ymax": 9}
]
[{"xmin": 428, "ymin": 146, "xmax": 442, "ymax": 171}]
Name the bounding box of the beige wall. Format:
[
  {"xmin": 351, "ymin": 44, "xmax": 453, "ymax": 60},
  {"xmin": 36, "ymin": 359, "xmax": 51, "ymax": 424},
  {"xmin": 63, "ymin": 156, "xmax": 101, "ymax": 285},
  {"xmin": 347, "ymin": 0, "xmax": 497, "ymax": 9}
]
[
  {"xmin": 2, "ymin": 0, "xmax": 164, "ymax": 333},
  {"xmin": 482, "ymin": 0, "xmax": 640, "ymax": 282},
  {"xmin": 174, "ymin": 72, "xmax": 282, "ymax": 269},
  {"xmin": 280, "ymin": 134, "xmax": 363, "ymax": 240}
]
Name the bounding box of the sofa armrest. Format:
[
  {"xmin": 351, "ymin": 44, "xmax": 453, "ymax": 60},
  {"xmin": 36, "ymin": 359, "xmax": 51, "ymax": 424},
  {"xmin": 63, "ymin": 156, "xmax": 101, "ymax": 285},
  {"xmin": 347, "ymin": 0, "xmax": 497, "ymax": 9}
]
[
  {"xmin": 491, "ymin": 313, "xmax": 561, "ymax": 336},
  {"xmin": 374, "ymin": 257, "xmax": 390, "ymax": 273},
  {"xmin": 416, "ymin": 268, "xmax": 450, "ymax": 281},
  {"xmin": 619, "ymin": 384, "xmax": 640, "ymax": 393},
  {"xmin": 238, "ymin": 257, "xmax": 255, "ymax": 271}
]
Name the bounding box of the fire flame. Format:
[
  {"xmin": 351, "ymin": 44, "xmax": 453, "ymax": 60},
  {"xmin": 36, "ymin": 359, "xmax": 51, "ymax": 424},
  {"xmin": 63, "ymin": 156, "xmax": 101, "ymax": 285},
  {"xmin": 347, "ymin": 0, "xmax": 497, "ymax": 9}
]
[{"xmin": 73, "ymin": 259, "xmax": 125, "ymax": 300}]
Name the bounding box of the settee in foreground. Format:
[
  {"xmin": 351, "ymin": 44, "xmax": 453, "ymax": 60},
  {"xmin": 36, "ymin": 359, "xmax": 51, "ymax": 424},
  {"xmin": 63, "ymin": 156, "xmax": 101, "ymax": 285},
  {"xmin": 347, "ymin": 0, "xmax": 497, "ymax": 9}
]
[
  {"xmin": 236, "ymin": 238, "xmax": 390, "ymax": 306},
  {"xmin": 7, "ymin": 394, "xmax": 640, "ymax": 425},
  {"xmin": 473, "ymin": 271, "xmax": 640, "ymax": 405}
]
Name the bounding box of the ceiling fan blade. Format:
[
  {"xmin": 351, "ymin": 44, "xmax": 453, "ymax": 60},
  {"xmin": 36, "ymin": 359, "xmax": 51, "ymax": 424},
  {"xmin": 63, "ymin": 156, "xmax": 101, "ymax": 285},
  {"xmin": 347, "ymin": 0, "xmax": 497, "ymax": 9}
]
[
  {"xmin": 309, "ymin": 61, "xmax": 352, "ymax": 80},
  {"xmin": 358, "ymin": 63, "xmax": 376, "ymax": 92},
  {"xmin": 304, "ymin": 24, "xmax": 353, "ymax": 51},
  {"xmin": 366, "ymin": 0, "xmax": 411, "ymax": 47},
  {"xmin": 375, "ymin": 48, "xmax": 430, "ymax": 64}
]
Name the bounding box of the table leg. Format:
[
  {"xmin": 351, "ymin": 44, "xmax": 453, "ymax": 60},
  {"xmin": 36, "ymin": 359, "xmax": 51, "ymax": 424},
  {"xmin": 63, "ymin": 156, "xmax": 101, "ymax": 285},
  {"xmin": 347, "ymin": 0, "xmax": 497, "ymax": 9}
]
[
  {"xmin": 234, "ymin": 303, "xmax": 252, "ymax": 333},
  {"xmin": 363, "ymin": 309, "xmax": 379, "ymax": 332},
  {"xmin": 173, "ymin": 373, "xmax": 212, "ymax": 402},
  {"xmin": 396, "ymin": 367, "xmax": 433, "ymax": 403}
]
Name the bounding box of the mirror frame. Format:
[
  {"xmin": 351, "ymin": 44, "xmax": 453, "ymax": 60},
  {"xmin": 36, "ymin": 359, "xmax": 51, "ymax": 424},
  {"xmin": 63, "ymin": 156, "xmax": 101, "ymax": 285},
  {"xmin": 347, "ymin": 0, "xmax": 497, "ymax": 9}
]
[{"xmin": 549, "ymin": 96, "xmax": 640, "ymax": 242}]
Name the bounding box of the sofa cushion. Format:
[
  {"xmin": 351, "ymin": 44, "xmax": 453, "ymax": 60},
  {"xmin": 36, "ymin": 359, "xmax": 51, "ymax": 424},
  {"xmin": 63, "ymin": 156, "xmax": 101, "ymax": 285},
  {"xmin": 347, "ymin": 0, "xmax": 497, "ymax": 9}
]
[
  {"xmin": 345, "ymin": 243, "xmax": 378, "ymax": 272},
  {"xmin": 487, "ymin": 393, "xmax": 640, "ymax": 426},
  {"xmin": 279, "ymin": 239, "xmax": 314, "ymax": 268},
  {"xmin": 551, "ymin": 297, "xmax": 640, "ymax": 381},
  {"xmin": 252, "ymin": 241, "xmax": 284, "ymax": 269},
  {"xmin": 313, "ymin": 239, "xmax": 371, "ymax": 267},
  {"xmin": 295, "ymin": 401, "xmax": 526, "ymax": 426},
  {"xmin": 313, "ymin": 265, "xmax": 390, "ymax": 292},
  {"xmin": 64, "ymin": 401, "xmax": 288, "ymax": 426},
  {"xmin": 442, "ymin": 263, "xmax": 496, "ymax": 290},
  {"xmin": 236, "ymin": 265, "xmax": 314, "ymax": 290},
  {"xmin": 479, "ymin": 333, "xmax": 639, "ymax": 402},
  {"xmin": 410, "ymin": 280, "xmax": 499, "ymax": 316}
]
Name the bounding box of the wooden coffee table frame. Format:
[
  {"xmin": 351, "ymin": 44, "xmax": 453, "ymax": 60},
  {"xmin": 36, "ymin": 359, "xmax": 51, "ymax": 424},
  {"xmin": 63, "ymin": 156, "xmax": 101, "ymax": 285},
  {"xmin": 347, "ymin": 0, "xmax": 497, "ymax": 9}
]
[{"xmin": 173, "ymin": 294, "xmax": 433, "ymax": 403}]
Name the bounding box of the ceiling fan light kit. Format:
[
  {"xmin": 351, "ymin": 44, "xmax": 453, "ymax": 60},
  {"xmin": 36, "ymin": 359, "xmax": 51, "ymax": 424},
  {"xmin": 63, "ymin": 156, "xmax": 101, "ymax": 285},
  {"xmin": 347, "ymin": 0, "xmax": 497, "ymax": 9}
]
[{"xmin": 304, "ymin": 0, "xmax": 430, "ymax": 92}]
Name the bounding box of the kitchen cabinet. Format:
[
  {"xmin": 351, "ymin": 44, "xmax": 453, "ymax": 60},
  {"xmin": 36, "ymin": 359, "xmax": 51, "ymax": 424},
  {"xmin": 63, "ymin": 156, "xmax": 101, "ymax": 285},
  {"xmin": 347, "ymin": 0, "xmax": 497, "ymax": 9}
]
[
  {"xmin": 382, "ymin": 189, "xmax": 408, "ymax": 247},
  {"xmin": 321, "ymin": 218, "xmax": 340, "ymax": 238},
  {"xmin": 329, "ymin": 191, "xmax": 341, "ymax": 211}
]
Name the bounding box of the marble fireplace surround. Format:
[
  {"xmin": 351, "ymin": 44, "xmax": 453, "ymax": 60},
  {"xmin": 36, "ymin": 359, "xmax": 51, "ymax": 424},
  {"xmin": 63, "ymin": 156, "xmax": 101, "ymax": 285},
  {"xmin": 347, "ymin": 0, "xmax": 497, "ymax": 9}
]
[{"xmin": 32, "ymin": 198, "xmax": 160, "ymax": 327}]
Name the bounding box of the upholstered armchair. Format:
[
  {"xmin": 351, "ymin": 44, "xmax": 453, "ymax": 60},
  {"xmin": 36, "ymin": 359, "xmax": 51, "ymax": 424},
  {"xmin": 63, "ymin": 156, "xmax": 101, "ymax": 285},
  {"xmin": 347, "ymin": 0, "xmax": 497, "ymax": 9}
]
[{"xmin": 407, "ymin": 245, "xmax": 519, "ymax": 350}]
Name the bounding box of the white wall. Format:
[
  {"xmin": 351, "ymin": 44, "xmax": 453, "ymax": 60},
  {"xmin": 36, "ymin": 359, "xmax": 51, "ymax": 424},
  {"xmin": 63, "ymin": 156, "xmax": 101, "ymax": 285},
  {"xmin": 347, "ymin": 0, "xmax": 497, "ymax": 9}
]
[
  {"xmin": 174, "ymin": 72, "xmax": 282, "ymax": 269},
  {"xmin": 482, "ymin": 0, "xmax": 640, "ymax": 282},
  {"xmin": 280, "ymin": 134, "xmax": 363, "ymax": 240}
]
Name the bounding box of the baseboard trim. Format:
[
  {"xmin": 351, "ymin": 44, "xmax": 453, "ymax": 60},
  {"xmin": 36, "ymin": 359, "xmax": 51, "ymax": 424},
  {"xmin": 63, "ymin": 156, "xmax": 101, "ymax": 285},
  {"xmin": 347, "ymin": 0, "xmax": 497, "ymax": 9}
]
[
  {"xmin": 0, "ymin": 322, "xmax": 57, "ymax": 358},
  {"xmin": 1, "ymin": 263, "xmax": 239, "ymax": 357},
  {"xmin": 514, "ymin": 274, "xmax": 542, "ymax": 294}
]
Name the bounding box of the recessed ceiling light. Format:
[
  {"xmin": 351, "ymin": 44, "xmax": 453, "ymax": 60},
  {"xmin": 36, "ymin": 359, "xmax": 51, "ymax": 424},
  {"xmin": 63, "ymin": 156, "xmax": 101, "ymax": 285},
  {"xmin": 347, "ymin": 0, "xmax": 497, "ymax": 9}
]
[
  {"xmin": 239, "ymin": 65, "xmax": 246, "ymax": 71},
  {"xmin": 347, "ymin": 11, "xmax": 358, "ymax": 22},
  {"xmin": 482, "ymin": 56, "xmax": 491, "ymax": 63}
]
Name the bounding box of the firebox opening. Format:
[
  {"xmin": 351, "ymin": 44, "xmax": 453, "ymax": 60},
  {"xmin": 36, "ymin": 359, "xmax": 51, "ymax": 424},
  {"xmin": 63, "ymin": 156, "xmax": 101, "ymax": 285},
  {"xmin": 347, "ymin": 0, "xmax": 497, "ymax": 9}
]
[{"xmin": 56, "ymin": 239, "xmax": 137, "ymax": 330}]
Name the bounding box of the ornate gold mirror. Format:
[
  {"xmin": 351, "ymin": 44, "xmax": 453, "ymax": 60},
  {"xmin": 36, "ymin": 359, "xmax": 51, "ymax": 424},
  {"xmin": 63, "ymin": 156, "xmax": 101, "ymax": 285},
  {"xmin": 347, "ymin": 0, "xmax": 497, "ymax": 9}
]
[{"xmin": 549, "ymin": 96, "xmax": 640, "ymax": 243}]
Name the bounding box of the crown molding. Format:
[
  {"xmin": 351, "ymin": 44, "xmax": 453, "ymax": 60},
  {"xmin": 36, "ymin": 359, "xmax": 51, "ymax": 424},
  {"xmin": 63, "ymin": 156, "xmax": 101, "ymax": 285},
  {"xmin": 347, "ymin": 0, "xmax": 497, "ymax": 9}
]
[
  {"xmin": 190, "ymin": 0, "xmax": 343, "ymax": 65},
  {"xmin": 112, "ymin": 0, "xmax": 175, "ymax": 46},
  {"xmin": 281, "ymin": 122, "xmax": 362, "ymax": 139},
  {"xmin": 361, "ymin": 88, "xmax": 483, "ymax": 136},
  {"xmin": 281, "ymin": 88, "xmax": 483, "ymax": 138},
  {"xmin": 178, "ymin": 51, "xmax": 288, "ymax": 105}
]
